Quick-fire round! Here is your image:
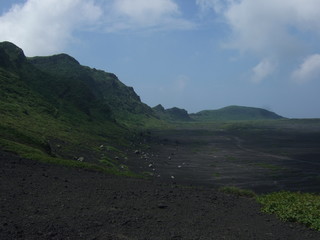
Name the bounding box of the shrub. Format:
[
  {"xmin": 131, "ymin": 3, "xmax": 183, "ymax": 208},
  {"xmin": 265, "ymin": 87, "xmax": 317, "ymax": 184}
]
[{"xmin": 257, "ymin": 191, "xmax": 320, "ymax": 231}]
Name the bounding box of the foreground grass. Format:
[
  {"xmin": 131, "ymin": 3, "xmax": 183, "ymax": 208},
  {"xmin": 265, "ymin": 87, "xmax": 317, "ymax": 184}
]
[
  {"xmin": 220, "ymin": 186, "xmax": 320, "ymax": 231},
  {"xmin": 257, "ymin": 191, "xmax": 320, "ymax": 231},
  {"xmin": 0, "ymin": 138, "xmax": 142, "ymax": 178}
]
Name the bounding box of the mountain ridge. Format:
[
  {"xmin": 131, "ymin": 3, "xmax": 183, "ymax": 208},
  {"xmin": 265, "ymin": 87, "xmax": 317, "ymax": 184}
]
[
  {"xmin": 28, "ymin": 51, "xmax": 152, "ymax": 119},
  {"xmin": 0, "ymin": 41, "xmax": 285, "ymax": 123},
  {"xmin": 0, "ymin": 41, "xmax": 156, "ymax": 122},
  {"xmin": 152, "ymin": 104, "xmax": 191, "ymax": 121}
]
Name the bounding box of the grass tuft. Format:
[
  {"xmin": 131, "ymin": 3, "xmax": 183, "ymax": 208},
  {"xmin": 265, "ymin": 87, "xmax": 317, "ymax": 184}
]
[{"xmin": 219, "ymin": 186, "xmax": 256, "ymax": 198}]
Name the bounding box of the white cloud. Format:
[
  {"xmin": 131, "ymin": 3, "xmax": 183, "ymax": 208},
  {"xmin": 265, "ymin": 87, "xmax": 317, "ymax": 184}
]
[
  {"xmin": 105, "ymin": 0, "xmax": 194, "ymax": 31},
  {"xmin": 196, "ymin": 0, "xmax": 320, "ymax": 55},
  {"xmin": 251, "ymin": 59, "xmax": 275, "ymax": 83},
  {"xmin": 196, "ymin": 0, "xmax": 223, "ymax": 13},
  {"xmin": 113, "ymin": 0, "xmax": 178, "ymax": 21},
  {"xmin": 292, "ymin": 54, "xmax": 320, "ymax": 83},
  {"xmin": 0, "ymin": 0, "xmax": 102, "ymax": 56},
  {"xmin": 196, "ymin": 0, "xmax": 233, "ymax": 13},
  {"xmin": 0, "ymin": 0, "xmax": 194, "ymax": 55},
  {"xmin": 196, "ymin": 0, "xmax": 320, "ymax": 82}
]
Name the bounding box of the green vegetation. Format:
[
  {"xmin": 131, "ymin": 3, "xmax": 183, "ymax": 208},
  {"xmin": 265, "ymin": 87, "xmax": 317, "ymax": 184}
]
[
  {"xmin": 257, "ymin": 191, "xmax": 320, "ymax": 231},
  {"xmin": 0, "ymin": 138, "xmax": 139, "ymax": 177},
  {"xmin": 152, "ymin": 104, "xmax": 191, "ymax": 122},
  {"xmin": 226, "ymin": 155, "xmax": 237, "ymax": 161},
  {"xmin": 2, "ymin": 41, "xmax": 320, "ymax": 233},
  {"xmin": 99, "ymin": 157, "xmax": 118, "ymax": 168},
  {"xmin": 0, "ymin": 41, "xmax": 161, "ymax": 175},
  {"xmin": 192, "ymin": 147, "xmax": 201, "ymax": 153},
  {"xmin": 219, "ymin": 186, "xmax": 256, "ymax": 198},
  {"xmin": 253, "ymin": 163, "xmax": 283, "ymax": 171},
  {"xmin": 190, "ymin": 105, "xmax": 284, "ymax": 122},
  {"xmin": 219, "ymin": 187, "xmax": 320, "ymax": 231},
  {"xmin": 212, "ymin": 173, "xmax": 221, "ymax": 178}
]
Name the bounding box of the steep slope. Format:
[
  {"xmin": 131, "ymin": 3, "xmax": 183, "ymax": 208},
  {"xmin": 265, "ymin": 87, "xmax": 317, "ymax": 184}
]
[
  {"xmin": 29, "ymin": 54, "xmax": 153, "ymax": 120},
  {"xmin": 0, "ymin": 41, "xmax": 155, "ymax": 122},
  {"xmin": 0, "ymin": 41, "xmax": 157, "ymax": 172},
  {"xmin": 191, "ymin": 105, "xmax": 284, "ymax": 121}
]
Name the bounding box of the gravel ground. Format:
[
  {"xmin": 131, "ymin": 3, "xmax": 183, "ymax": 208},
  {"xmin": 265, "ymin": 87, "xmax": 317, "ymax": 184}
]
[{"xmin": 1, "ymin": 149, "xmax": 320, "ymax": 240}]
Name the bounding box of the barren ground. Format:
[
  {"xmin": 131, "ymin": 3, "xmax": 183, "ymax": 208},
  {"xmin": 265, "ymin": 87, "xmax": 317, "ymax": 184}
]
[
  {"xmin": 1, "ymin": 127, "xmax": 320, "ymax": 239},
  {"xmin": 126, "ymin": 129, "xmax": 320, "ymax": 193}
]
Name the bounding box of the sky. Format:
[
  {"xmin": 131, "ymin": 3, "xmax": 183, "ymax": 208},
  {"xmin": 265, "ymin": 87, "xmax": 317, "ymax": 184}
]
[{"xmin": 1, "ymin": 0, "xmax": 320, "ymax": 118}]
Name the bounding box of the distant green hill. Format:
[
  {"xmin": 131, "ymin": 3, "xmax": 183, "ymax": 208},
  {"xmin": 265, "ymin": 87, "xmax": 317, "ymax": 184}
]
[
  {"xmin": 190, "ymin": 105, "xmax": 284, "ymax": 121},
  {"xmin": 152, "ymin": 104, "xmax": 191, "ymax": 121}
]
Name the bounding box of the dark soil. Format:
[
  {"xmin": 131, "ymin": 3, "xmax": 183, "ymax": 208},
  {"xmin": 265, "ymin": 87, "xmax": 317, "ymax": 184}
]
[
  {"xmin": 1, "ymin": 149, "xmax": 320, "ymax": 240},
  {"xmin": 125, "ymin": 129, "xmax": 320, "ymax": 193}
]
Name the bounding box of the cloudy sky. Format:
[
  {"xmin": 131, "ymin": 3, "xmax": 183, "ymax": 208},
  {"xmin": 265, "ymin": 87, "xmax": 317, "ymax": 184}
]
[{"xmin": 1, "ymin": 0, "xmax": 320, "ymax": 118}]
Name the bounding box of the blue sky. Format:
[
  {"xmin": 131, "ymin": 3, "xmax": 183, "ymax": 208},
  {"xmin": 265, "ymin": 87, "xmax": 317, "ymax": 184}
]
[{"xmin": 1, "ymin": 0, "xmax": 320, "ymax": 118}]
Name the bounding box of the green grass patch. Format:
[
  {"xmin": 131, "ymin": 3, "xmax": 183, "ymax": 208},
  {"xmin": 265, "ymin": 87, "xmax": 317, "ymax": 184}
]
[
  {"xmin": 257, "ymin": 191, "xmax": 320, "ymax": 231},
  {"xmin": 212, "ymin": 173, "xmax": 221, "ymax": 178},
  {"xmin": 105, "ymin": 145, "xmax": 122, "ymax": 152},
  {"xmin": 99, "ymin": 157, "xmax": 118, "ymax": 168},
  {"xmin": 191, "ymin": 147, "xmax": 201, "ymax": 153},
  {"xmin": 219, "ymin": 186, "xmax": 256, "ymax": 198},
  {"xmin": 226, "ymin": 155, "xmax": 237, "ymax": 161},
  {"xmin": 0, "ymin": 138, "xmax": 141, "ymax": 178},
  {"xmin": 253, "ymin": 163, "xmax": 283, "ymax": 171}
]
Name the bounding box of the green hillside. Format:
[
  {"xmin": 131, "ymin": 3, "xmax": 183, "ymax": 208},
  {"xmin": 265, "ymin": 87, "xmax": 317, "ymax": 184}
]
[
  {"xmin": 29, "ymin": 54, "xmax": 153, "ymax": 122},
  {"xmin": 0, "ymin": 41, "xmax": 286, "ymax": 176},
  {"xmin": 190, "ymin": 105, "xmax": 284, "ymax": 121},
  {"xmin": 0, "ymin": 41, "xmax": 160, "ymax": 175}
]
